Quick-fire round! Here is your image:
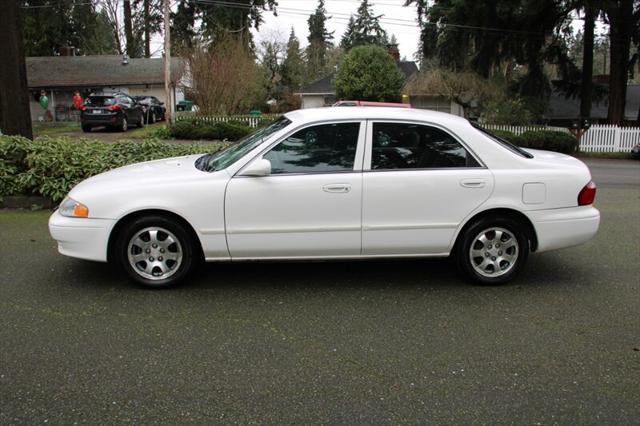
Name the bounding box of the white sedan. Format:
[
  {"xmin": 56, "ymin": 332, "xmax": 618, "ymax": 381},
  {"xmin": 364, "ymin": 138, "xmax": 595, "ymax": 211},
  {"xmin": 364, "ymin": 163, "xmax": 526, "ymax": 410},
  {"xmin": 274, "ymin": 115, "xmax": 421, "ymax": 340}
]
[{"xmin": 49, "ymin": 108, "xmax": 600, "ymax": 287}]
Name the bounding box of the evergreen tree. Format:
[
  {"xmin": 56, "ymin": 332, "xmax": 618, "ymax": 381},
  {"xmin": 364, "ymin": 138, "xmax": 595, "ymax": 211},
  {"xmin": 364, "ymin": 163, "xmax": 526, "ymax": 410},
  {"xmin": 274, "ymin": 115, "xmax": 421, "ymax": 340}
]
[
  {"xmin": 340, "ymin": 16, "xmax": 356, "ymax": 50},
  {"xmin": 335, "ymin": 45, "xmax": 404, "ymax": 101},
  {"xmin": 21, "ymin": 0, "xmax": 118, "ymax": 56},
  {"xmin": 171, "ymin": 0, "xmax": 277, "ymax": 53},
  {"xmin": 281, "ymin": 28, "xmax": 305, "ymax": 91},
  {"xmin": 306, "ymin": 0, "xmax": 334, "ymax": 79},
  {"xmin": 340, "ymin": 0, "xmax": 388, "ymax": 50}
]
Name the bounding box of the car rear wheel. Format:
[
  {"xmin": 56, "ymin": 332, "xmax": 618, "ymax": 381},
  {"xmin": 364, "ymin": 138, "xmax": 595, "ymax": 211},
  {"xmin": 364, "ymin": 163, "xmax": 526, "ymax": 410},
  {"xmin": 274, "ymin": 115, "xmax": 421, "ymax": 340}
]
[
  {"xmin": 137, "ymin": 113, "xmax": 145, "ymax": 128},
  {"xmin": 82, "ymin": 125, "xmax": 92, "ymax": 132},
  {"xmin": 150, "ymin": 112, "xmax": 156, "ymax": 124},
  {"xmin": 120, "ymin": 117, "xmax": 128, "ymax": 132},
  {"xmin": 115, "ymin": 215, "xmax": 199, "ymax": 288},
  {"xmin": 456, "ymin": 216, "xmax": 529, "ymax": 285}
]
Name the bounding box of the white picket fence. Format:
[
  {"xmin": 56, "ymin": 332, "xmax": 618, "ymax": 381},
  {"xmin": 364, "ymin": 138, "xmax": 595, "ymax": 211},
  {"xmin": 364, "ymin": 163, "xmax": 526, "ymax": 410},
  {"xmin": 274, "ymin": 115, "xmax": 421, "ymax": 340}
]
[
  {"xmin": 579, "ymin": 125, "xmax": 640, "ymax": 152},
  {"xmin": 483, "ymin": 124, "xmax": 570, "ymax": 135},
  {"xmin": 484, "ymin": 123, "xmax": 640, "ymax": 153},
  {"xmin": 175, "ymin": 112, "xmax": 281, "ymax": 128}
]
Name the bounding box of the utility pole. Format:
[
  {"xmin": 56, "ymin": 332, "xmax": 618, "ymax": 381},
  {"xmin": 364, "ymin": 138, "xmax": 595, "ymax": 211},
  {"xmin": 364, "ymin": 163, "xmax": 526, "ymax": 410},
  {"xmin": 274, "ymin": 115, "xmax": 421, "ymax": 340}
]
[
  {"xmin": 144, "ymin": 0, "xmax": 151, "ymax": 58},
  {"xmin": 163, "ymin": 0, "xmax": 173, "ymax": 124},
  {"xmin": 579, "ymin": 0, "xmax": 595, "ymax": 125},
  {"xmin": 0, "ymin": 0, "xmax": 33, "ymax": 138}
]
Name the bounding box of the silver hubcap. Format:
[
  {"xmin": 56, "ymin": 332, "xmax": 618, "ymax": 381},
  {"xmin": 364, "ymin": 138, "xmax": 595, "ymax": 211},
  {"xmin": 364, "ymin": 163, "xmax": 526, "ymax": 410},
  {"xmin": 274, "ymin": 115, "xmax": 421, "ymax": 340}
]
[
  {"xmin": 127, "ymin": 227, "xmax": 183, "ymax": 280},
  {"xmin": 122, "ymin": 118, "xmax": 127, "ymax": 131},
  {"xmin": 469, "ymin": 227, "xmax": 519, "ymax": 278}
]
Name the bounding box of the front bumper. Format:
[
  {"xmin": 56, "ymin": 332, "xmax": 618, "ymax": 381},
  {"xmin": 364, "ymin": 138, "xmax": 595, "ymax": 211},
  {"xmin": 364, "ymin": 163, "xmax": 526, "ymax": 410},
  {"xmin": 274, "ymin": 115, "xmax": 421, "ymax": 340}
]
[
  {"xmin": 527, "ymin": 206, "xmax": 600, "ymax": 252},
  {"xmin": 48, "ymin": 210, "xmax": 115, "ymax": 262}
]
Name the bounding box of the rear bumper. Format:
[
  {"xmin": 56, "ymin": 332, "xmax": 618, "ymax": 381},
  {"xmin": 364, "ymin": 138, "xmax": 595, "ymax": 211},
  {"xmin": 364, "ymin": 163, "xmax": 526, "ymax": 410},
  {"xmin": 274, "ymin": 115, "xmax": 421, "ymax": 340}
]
[
  {"xmin": 48, "ymin": 210, "xmax": 115, "ymax": 262},
  {"xmin": 527, "ymin": 206, "xmax": 600, "ymax": 252},
  {"xmin": 81, "ymin": 113, "xmax": 121, "ymax": 126}
]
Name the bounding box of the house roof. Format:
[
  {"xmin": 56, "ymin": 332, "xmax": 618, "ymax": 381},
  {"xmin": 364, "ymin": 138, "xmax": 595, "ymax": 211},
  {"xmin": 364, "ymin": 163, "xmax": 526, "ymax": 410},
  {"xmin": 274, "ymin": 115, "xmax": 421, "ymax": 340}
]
[
  {"xmin": 26, "ymin": 55, "xmax": 186, "ymax": 88},
  {"xmin": 297, "ymin": 60, "xmax": 419, "ymax": 95},
  {"xmin": 545, "ymin": 84, "xmax": 639, "ymax": 121}
]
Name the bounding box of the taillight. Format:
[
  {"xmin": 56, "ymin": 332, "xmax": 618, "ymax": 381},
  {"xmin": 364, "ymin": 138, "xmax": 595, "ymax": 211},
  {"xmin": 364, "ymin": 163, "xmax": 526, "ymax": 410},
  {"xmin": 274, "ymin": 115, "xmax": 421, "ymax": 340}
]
[
  {"xmin": 109, "ymin": 105, "xmax": 122, "ymax": 111},
  {"xmin": 578, "ymin": 181, "xmax": 596, "ymax": 205}
]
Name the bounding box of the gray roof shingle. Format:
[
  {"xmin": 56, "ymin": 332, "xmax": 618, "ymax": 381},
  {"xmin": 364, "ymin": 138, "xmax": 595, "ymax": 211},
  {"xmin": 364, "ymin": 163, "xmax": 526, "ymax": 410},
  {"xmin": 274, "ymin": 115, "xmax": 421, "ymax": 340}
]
[
  {"xmin": 545, "ymin": 85, "xmax": 639, "ymax": 121},
  {"xmin": 26, "ymin": 55, "xmax": 186, "ymax": 88}
]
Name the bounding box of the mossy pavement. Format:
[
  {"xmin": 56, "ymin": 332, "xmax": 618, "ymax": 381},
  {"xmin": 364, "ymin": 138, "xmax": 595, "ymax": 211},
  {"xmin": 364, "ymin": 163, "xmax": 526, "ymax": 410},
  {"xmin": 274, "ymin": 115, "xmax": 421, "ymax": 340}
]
[{"xmin": 0, "ymin": 160, "xmax": 638, "ymax": 423}]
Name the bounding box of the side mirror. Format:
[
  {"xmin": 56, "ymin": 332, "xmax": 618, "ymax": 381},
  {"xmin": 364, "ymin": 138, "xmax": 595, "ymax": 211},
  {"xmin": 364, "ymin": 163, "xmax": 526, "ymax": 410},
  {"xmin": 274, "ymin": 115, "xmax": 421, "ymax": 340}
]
[{"xmin": 240, "ymin": 158, "xmax": 271, "ymax": 177}]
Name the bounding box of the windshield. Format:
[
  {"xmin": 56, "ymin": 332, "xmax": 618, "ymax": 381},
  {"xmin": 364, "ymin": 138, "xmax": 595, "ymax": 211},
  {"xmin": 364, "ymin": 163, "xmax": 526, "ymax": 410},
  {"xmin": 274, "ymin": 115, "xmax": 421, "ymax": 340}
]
[
  {"xmin": 472, "ymin": 123, "xmax": 534, "ymax": 159},
  {"xmin": 86, "ymin": 96, "xmax": 116, "ymax": 107},
  {"xmin": 196, "ymin": 116, "xmax": 291, "ymax": 172}
]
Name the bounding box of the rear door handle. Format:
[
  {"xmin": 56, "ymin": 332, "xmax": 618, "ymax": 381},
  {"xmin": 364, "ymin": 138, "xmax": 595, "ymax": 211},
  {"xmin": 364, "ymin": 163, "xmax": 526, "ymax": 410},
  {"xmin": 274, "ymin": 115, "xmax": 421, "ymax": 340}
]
[
  {"xmin": 323, "ymin": 184, "xmax": 351, "ymax": 193},
  {"xmin": 460, "ymin": 179, "xmax": 486, "ymax": 188}
]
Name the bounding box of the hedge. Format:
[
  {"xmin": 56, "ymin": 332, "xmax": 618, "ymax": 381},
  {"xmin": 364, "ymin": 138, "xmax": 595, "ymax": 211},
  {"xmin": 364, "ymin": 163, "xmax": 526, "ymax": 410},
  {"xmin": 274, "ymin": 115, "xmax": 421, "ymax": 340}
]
[
  {"xmin": 170, "ymin": 119, "xmax": 253, "ymax": 140},
  {"xmin": 489, "ymin": 130, "xmax": 578, "ymax": 154},
  {"xmin": 0, "ymin": 136, "xmax": 229, "ymax": 203}
]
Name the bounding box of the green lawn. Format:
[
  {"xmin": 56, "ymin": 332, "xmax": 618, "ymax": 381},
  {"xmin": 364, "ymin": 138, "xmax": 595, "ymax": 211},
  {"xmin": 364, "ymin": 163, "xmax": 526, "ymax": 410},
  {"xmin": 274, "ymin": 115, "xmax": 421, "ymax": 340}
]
[{"xmin": 32, "ymin": 122, "xmax": 80, "ymax": 137}]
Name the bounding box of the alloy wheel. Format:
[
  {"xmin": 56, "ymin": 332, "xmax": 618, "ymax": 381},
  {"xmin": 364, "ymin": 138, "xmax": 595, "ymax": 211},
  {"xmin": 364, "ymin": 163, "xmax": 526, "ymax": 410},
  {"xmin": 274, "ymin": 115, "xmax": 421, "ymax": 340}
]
[
  {"xmin": 127, "ymin": 227, "xmax": 183, "ymax": 280},
  {"xmin": 468, "ymin": 227, "xmax": 519, "ymax": 278}
]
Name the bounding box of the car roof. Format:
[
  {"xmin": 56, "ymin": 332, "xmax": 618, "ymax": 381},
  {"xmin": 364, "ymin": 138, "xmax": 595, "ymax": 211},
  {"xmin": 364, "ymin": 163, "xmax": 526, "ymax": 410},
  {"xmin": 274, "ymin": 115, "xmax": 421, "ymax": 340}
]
[{"xmin": 284, "ymin": 107, "xmax": 469, "ymax": 127}]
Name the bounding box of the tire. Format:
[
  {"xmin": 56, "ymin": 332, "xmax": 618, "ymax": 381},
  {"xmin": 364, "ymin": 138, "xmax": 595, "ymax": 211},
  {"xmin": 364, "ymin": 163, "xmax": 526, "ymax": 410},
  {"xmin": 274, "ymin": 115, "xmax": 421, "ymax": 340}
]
[
  {"xmin": 150, "ymin": 112, "xmax": 156, "ymax": 124},
  {"xmin": 82, "ymin": 124, "xmax": 92, "ymax": 133},
  {"xmin": 456, "ymin": 216, "xmax": 529, "ymax": 285},
  {"xmin": 114, "ymin": 215, "xmax": 200, "ymax": 288},
  {"xmin": 120, "ymin": 117, "xmax": 128, "ymax": 132},
  {"xmin": 137, "ymin": 113, "xmax": 145, "ymax": 128}
]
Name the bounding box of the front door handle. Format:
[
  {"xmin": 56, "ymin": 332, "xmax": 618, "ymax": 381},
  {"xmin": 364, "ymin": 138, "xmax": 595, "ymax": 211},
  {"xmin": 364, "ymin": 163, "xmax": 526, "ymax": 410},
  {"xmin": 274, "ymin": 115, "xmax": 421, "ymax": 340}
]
[
  {"xmin": 460, "ymin": 179, "xmax": 486, "ymax": 188},
  {"xmin": 323, "ymin": 184, "xmax": 351, "ymax": 193}
]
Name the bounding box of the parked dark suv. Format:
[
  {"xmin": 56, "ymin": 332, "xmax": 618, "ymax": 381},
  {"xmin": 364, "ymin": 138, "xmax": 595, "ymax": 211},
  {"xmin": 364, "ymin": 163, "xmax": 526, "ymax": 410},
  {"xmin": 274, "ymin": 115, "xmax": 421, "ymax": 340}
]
[
  {"xmin": 81, "ymin": 93, "xmax": 145, "ymax": 132},
  {"xmin": 132, "ymin": 96, "xmax": 166, "ymax": 124}
]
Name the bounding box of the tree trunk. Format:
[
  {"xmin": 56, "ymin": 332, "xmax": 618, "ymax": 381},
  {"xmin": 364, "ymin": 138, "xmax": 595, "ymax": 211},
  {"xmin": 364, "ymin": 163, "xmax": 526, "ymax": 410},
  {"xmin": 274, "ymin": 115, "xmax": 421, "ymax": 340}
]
[
  {"xmin": 0, "ymin": 0, "xmax": 33, "ymax": 139},
  {"xmin": 123, "ymin": 0, "xmax": 135, "ymax": 56},
  {"xmin": 580, "ymin": 1, "xmax": 595, "ymax": 121},
  {"xmin": 144, "ymin": 0, "xmax": 151, "ymax": 57},
  {"xmin": 606, "ymin": 0, "xmax": 633, "ymax": 125}
]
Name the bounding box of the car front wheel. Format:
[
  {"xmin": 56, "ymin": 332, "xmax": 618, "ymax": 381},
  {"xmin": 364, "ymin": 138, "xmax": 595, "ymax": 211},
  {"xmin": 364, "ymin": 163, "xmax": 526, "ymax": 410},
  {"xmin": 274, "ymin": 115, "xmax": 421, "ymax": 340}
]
[
  {"xmin": 115, "ymin": 215, "xmax": 199, "ymax": 288},
  {"xmin": 137, "ymin": 113, "xmax": 145, "ymax": 128},
  {"xmin": 456, "ymin": 216, "xmax": 529, "ymax": 285}
]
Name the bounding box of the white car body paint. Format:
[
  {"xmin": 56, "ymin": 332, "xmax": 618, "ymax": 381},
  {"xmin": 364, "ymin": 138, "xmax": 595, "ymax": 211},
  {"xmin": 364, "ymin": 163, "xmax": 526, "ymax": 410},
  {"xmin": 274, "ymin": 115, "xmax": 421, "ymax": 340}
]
[{"xmin": 49, "ymin": 107, "xmax": 600, "ymax": 264}]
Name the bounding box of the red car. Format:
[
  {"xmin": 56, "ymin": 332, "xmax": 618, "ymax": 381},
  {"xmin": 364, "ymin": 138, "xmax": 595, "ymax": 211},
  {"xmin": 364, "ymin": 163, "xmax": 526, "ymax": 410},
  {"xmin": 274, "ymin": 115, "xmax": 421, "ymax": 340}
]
[{"xmin": 332, "ymin": 100, "xmax": 411, "ymax": 108}]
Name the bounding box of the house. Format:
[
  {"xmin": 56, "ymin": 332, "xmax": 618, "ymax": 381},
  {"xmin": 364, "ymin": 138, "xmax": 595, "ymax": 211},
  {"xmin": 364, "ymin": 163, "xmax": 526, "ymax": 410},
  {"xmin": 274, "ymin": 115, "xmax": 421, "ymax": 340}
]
[
  {"xmin": 544, "ymin": 83, "xmax": 640, "ymax": 126},
  {"xmin": 26, "ymin": 54, "xmax": 188, "ymax": 122},
  {"xmin": 296, "ymin": 46, "xmax": 419, "ymax": 109}
]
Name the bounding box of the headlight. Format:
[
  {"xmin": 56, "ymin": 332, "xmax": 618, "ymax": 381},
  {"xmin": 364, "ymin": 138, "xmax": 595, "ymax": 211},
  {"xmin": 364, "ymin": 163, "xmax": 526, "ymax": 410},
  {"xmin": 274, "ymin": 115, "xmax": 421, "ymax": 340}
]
[{"xmin": 59, "ymin": 197, "xmax": 90, "ymax": 218}]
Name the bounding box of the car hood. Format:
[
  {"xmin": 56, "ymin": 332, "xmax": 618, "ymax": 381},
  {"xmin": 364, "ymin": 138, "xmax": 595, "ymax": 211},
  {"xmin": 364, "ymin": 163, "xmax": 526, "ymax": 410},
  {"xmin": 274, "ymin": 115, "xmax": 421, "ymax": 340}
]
[{"xmin": 69, "ymin": 154, "xmax": 207, "ymax": 199}]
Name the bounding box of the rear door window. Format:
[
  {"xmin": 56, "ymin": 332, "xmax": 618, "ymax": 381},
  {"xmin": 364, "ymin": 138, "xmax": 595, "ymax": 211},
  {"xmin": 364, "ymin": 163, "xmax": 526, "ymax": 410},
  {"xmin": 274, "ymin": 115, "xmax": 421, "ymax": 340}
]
[{"xmin": 371, "ymin": 122, "xmax": 480, "ymax": 169}]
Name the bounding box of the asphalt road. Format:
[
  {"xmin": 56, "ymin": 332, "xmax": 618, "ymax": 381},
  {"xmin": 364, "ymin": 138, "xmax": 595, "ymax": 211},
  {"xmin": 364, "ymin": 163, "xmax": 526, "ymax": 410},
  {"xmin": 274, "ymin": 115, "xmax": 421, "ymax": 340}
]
[{"xmin": 1, "ymin": 159, "xmax": 639, "ymax": 424}]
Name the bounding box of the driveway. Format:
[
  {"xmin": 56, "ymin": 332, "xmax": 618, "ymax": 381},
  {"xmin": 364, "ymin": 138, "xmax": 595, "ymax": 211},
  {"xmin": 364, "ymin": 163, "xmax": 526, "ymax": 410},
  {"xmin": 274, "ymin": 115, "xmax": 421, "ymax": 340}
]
[{"xmin": 1, "ymin": 159, "xmax": 639, "ymax": 424}]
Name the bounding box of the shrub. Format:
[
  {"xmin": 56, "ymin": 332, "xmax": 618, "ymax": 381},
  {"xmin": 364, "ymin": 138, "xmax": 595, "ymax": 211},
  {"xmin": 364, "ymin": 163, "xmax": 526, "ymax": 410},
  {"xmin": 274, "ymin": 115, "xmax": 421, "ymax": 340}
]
[
  {"xmin": 0, "ymin": 136, "xmax": 229, "ymax": 203},
  {"xmin": 152, "ymin": 126, "xmax": 172, "ymax": 139},
  {"xmin": 518, "ymin": 131, "xmax": 578, "ymax": 154},
  {"xmin": 170, "ymin": 119, "xmax": 252, "ymax": 141}
]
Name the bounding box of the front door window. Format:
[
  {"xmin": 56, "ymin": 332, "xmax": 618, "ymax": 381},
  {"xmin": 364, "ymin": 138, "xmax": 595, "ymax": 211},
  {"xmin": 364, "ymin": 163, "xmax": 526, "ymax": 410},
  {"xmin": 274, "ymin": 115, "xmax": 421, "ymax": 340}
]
[{"xmin": 263, "ymin": 122, "xmax": 360, "ymax": 174}]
